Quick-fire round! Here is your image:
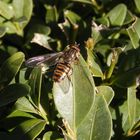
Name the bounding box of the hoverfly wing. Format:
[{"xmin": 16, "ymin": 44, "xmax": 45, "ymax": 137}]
[
  {"xmin": 25, "ymin": 52, "xmax": 63, "ymax": 68},
  {"xmin": 57, "ymin": 75, "xmax": 71, "ymax": 94}
]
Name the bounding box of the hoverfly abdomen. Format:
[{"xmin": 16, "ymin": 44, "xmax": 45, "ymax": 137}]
[{"xmin": 53, "ymin": 62, "xmax": 72, "ymax": 82}]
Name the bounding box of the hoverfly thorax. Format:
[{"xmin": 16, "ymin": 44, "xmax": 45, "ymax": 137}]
[{"xmin": 63, "ymin": 44, "xmax": 80, "ymax": 64}]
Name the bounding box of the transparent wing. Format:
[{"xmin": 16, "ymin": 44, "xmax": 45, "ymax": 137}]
[
  {"xmin": 25, "ymin": 52, "xmax": 63, "ymax": 67},
  {"xmin": 57, "ymin": 75, "xmax": 72, "ymax": 94}
]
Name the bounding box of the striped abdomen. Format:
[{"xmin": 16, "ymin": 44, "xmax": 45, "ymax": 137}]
[{"xmin": 53, "ymin": 62, "xmax": 72, "ymax": 82}]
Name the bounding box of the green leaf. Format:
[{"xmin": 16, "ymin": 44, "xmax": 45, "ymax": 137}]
[
  {"xmin": 12, "ymin": 0, "xmax": 33, "ymax": 27},
  {"xmin": 43, "ymin": 131, "xmax": 63, "ymax": 140},
  {"xmin": 28, "ymin": 67, "xmax": 42, "ymax": 106},
  {"xmin": 11, "ymin": 118, "xmax": 46, "ymax": 140},
  {"xmin": 7, "ymin": 110, "xmax": 36, "ymax": 119},
  {"xmin": 53, "ymin": 55, "xmax": 95, "ymax": 133},
  {"xmin": 87, "ymin": 48, "xmax": 103, "ymax": 78},
  {"xmin": 127, "ymin": 87, "xmax": 136, "ymax": 130},
  {"xmin": 77, "ymin": 93, "xmax": 112, "ymax": 140},
  {"xmin": 0, "ymin": 26, "xmax": 6, "ymax": 37},
  {"xmin": 123, "ymin": 11, "xmax": 135, "ymax": 25},
  {"xmin": 134, "ymin": 0, "xmax": 140, "ymax": 13},
  {"xmin": 3, "ymin": 21, "xmax": 23, "ymax": 35},
  {"xmin": 107, "ymin": 4, "xmax": 127, "ymax": 26},
  {"xmin": 0, "ymin": 1, "xmax": 14, "ymax": 19},
  {"xmin": 1, "ymin": 110, "xmax": 36, "ymax": 131},
  {"xmin": 64, "ymin": 10, "xmax": 81, "ymax": 25},
  {"xmin": 0, "ymin": 52, "xmax": 25, "ymax": 86},
  {"xmin": 97, "ymin": 86, "xmax": 114, "ymax": 105},
  {"xmin": 14, "ymin": 97, "xmax": 38, "ymax": 114},
  {"xmin": 111, "ymin": 87, "xmax": 140, "ymax": 136},
  {"xmin": 0, "ymin": 83, "xmax": 30, "ymax": 107},
  {"xmin": 45, "ymin": 5, "xmax": 58, "ymax": 23},
  {"xmin": 127, "ymin": 18, "xmax": 140, "ymax": 49}
]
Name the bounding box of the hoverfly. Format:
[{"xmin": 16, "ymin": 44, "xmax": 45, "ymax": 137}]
[{"xmin": 25, "ymin": 44, "xmax": 80, "ymax": 92}]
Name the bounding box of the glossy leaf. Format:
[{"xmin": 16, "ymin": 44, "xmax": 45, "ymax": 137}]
[
  {"xmin": 77, "ymin": 93, "xmax": 112, "ymax": 140},
  {"xmin": 12, "ymin": 0, "xmax": 33, "ymax": 27},
  {"xmin": 11, "ymin": 118, "xmax": 46, "ymax": 140},
  {"xmin": 0, "ymin": 52, "xmax": 25, "ymax": 86},
  {"xmin": 0, "ymin": 83, "xmax": 30, "ymax": 107},
  {"xmin": 97, "ymin": 86, "xmax": 114, "ymax": 105},
  {"xmin": 64, "ymin": 10, "xmax": 81, "ymax": 25},
  {"xmin": 127, "ymin": 18, "xmax": 140, "ymax": 49},
  {"xmin": 53, "ymin": 55, "xmax": 95, "ymax": 130},
  {"xmin": 1, "ymin": 110, "xmax": 36, "ymax": 130},
  {"xmin": 43, "ymin": 131, "xmax": 63, "ymax": 140},
  {"xmin": 134, "ymin": 0, "xmax": 140, "ymax": 13},
  {"xmin": 111, "ymin": 87, "xmax": 140, "ymax": 136},
  {"xmin": 127, "ymin": 87, "xmax": 136, "ymax": 130},
  {"xmin": 14, "ymin": 97, "xmax": 38, "ymax": 114},
  {"xmin": 45, "ymin": 5, "xmax": 58, "ymax": 23},
  {"xmin": 28, "ymin": 67, "xmax": 42, "ymax": 106},
  {"xmin": 0, "ymin": 26, "xmax": 6, "ymax": 37},
  {"xmin": 107, "ymin": 4, "xmax": 127, "ymax": 26},
  {"xmin": 0, "ymin": 1, "xmax": 14, "ymax": 19},
  {"xmin": 87, "ymin": 48, "xmax": 103, "ymax": 78},
  {"xmin": 7, "ymin": 110, "xmax": 36, "ymax": 119},
  {"xmin": 3, "ymin": 21, "xmax": 23, "ymax": 35}
]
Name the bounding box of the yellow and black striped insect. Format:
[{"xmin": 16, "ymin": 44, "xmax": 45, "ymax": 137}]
[{"xmin": 25, "ymin": 44, "xmax": 80, "ymax": 91}]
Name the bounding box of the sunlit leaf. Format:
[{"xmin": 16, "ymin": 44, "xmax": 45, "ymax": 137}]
[
  {"xmin": 87, "ymin": 48, "xmax": 103, "ymax": 78},
  {"xmin": 45, "ymin": 5, "xmax": 58, "ymax": 23},
  {"xmin": 97, "ymin": 86, "xmax": 114, "ymax": 105},
  {"xmin": 14, "ymin": 97, "xmax": 38, "ymax": 114},
  {"xmin": 0, "ymin": 1, "xmax": 14, "ymax": 19},
  {"xmin": 134, "ymin": 0, "xmax": 140, "ymax": 13},
  {"xmin": 107, "ymin": 4, "xmax": 127, "ymax": 26},
  {"xmin": 127, "ymin": 18, "xmax": 140, "ymax": 49},
  {"xmin": 127, "ymin": 87, "xmax": 136, "ymax": 130},
  {"xmin": 53, "ymin": 55, "xmax": 95, "ymax": 138},
  {"xmin": 12, "ymin": 0, "xmax": 33, "ymax": 27},
  {"xmin": 77, "ymin": 93, "xmax": 112, "ymax": 140},
  {"xmin": 0, "ymin": 26, "xmax": 6, "ymax": 37},
  {"xmin": 3, "ymin": 21, "xmax": 23, "ymax": 35}
]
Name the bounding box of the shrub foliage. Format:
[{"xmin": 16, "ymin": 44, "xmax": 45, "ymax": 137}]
[{"xmin": 0, "ymin": 0, "xmax": 140, "ymax": 140}]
